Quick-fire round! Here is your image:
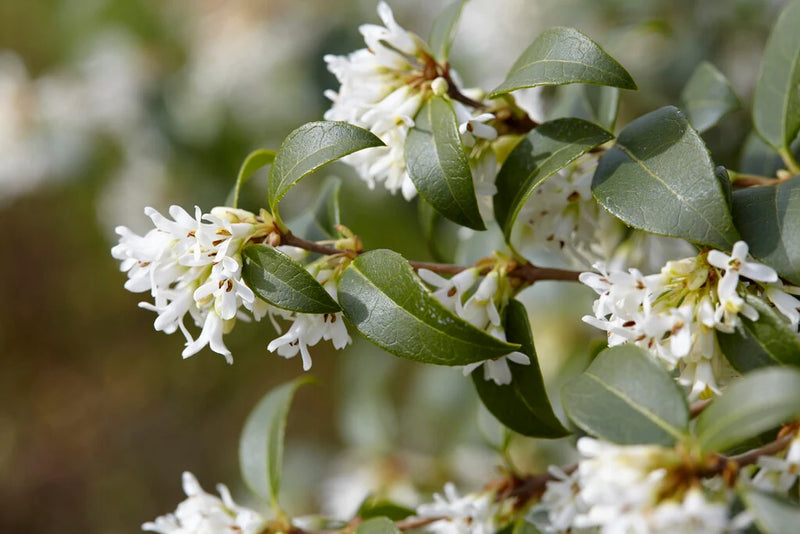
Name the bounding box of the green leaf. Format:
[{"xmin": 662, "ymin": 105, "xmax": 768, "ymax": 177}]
[
  {"xmin": 472, "ymin": 300, "xmax": 569, "ymax": 438},
  {"xmin": 313, "ymin": 176, "xmax": 342, "ymax": 238},
  {"xmin": 753, "ymin": 0, "xmax": 800, "ymax": 152},
  {"xmin": 739, "ymin": 132, "xmax": 785, "ymax": 177},
  {"xmin": 405, "ymin": 96, "xmax": 485, "ymax": 230},
  {"xmin": 242, "ymin": 245, "xmax": 341, "ymax": 313},
  {"xmin": 592, "ymin": 106, "xmax": 740, "ymax": 249},
  {"xmin": 741, "ymin": 488, "xmax": 800, "ymax": 534},
  {"xmin": 718, "ymin": 293, "xmax": 800, "ymax": 372},
  {"xmin": 417, "ymin": 197, "xmax": 458, "ymax": 263},
  {"xmin": 428, "ymin": 0, "xmax": 467, "ymax": 62},
  {"xmin": 239, "ymin": 377, "xmax": 313, "ymax": 505},
  {"xmin": 229, "ymin": 149, "xmax": 276, "ymax": 208},
  {"xmin": 337, "ymin": 249, "xmax": 519, "ymax": 365},
  {"xmin": 494, "ymin": 118, "xmax": 612, "ymax": 240},
  {"xmin": 732, "ymin": 175, "xmax": 800, "ymax": 284},
  {"xmin": 680, "ymin": 61, "xmax": 740, "ymax": 133},
  {"xmin": 268, "ymin": 121, "xmax": 383, "ymax": 216},
  {"xmin": 490, "ymin": 27, "xmax": 637, "ymax": 97},
  {"xmin": 585, "ymin": 85, "xmax": 620, "ymax": 132},
  {"xmin": 357, "ymin": 497, "xmax": 415, "ymax": 521},
  {"xmin": 356, "ymin": 517, "xmax": 401, "ymax": 534},
  {"xmin": 561, "ymin": 345, "xmax": 689, "ymax": 446},
  {"xmin": 695, "ymin": 366, "xmax": 800, "ymax": 453}
]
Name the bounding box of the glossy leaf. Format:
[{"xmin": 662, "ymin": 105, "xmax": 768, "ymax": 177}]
[
  {"xmin": 268, "ymin": 121, "xmax": 383, "ymax": 214},
  {"xmin": 239, "ymin": 377, "xmax": 313, "ymax": 505},
  {"xmin": 242, "ymin": 245, "xmax": 341, "ymax": 313},
  {"xmin": 494, "ymin": 118, "xmax": 612, "ymax": 239},
  {"xmin": 357, "ymin": 497, "xmax": 415, "ymax": 521},
  {"xmin": 739, "ymin": 132, "xmax": 785, "ymax": 177},
  {"xmin": 473, "ymin": 300, "xmax": 569, "ymax": 438},
  {"xmin": 313, "ymin": 176, "xmax": 342, "ymax": 238},
  {"xmin": 753, "ymin": 0, "xmax": 800, "ymax": 152},
  {"xmin": 695, "ymin": 366, "xmax": 800, "ymax": 453},
  {"xmin": 592, "ymin": 106, "xmax": 740, "ymax": 249},
  {"xmin": 230, "ymin": 149, "xmax": 276, "ymax": 208},
  {"xmin": 718, "ymin": 294, "xmax": 800, "ymax": 372},
  {"xmin": 732, "ymin": 175, "xmax": 800, "ymax": 284},
  {"xmin": 741, "ymin": 488, "xmax": 800, "ymax": 534},
  {"xmin": 337, "ymin": 249, "xmax": 519, "ymax": 365},
  {"xmin": 561, "ymin": 345, "xmax": 689, "ymax": 446},
  {"xmin": 356, "ymin": 517, "xmax": 401, "ymax": 534},
  {"xmin": 490, "ymin": 27, "xmax": 637, "ymax": 97},
  {"xmin": 680, "ymin": 61, "xmax": 740, "ymax": 133},
  {"xmin": 405, "ymin": 96, "xmax": 485, "ymax": 230},
  {"xmin": 428, "ymin": 0, "xmax": 467, "ymax": 62}
]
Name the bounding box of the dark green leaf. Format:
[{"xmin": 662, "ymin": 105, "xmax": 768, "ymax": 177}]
[
  {"xmin": 356, "ymin": 517, "xmax": 401, "ymax": 534},
  {"xmin": 718, "ymin": 294, "xmax": 800, "ymax": 372},
  {"xmin": 732, "ymin": 175, "xmax": 800, "ymax": 284},
  {"xmin": 741, "ymin": 488, "xmax": 800, "ymax": 534},
  {"xmin": 358, "ymin": 497, "xmax": 415, "ymax": 521},
  {"xmin": 313, "ymin": 177, "xmax": 342, "ymax": 238},
  {"xmin": 680, "ymin": 62, "xmax": 740, "ymax": 133},
  {"xmin": 494, "ymin": 118, "xmax": 612, "ymax": 240},
  {"xmin": 239, "ymin": 377, "xmax": 313, "ymax": 505},
  {"xmin": 337, "ymin": 249, "xmax": 519, "ymax": 365},
  {"xmin": 242, "ymin": 245, "xmax": 341, "ymax": 313},
  {"xmin": 592, "ymin": 106, "xmax": 740, "ymax": 249},
  {"xmin": 473, "ymin": 300, "xmax": 569, "ymax": 438},
  {"xmin": 715, "ymin": 166, "xmax": 733, "ymax": 211},
  {"xmin": 695, "ymin": 366, "xmax": 800, "ymax": 453},
  {"xmin": 405, "ymin": 96, "xmax": 485, "ymax": 230},
  {"xmin": 561, "ymin": 345, "xmax": 689, "ymax": 446},
  {"xmin": 268, "ymin": 121, "xmax": 383, "ymax": 215},
  {"xmin": 229, "ymin": 149, "xmax": 276, "ymax": 208},
  {"xmin": 753, "ymin": 0, "xmax": 800, "ymax": 152},
  {"xmin": 428, "ymin": 0, "xmax": 467, "ymax": 62},
  {"xmin": 490, "ymin": 27, "xmax": 637, "ymax": 97}
]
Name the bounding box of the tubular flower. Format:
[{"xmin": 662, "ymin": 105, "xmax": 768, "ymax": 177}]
[
  {"xmin": 580, "ymin": 241, "xmax": 798, "ymax": 399},
  {"xmin": 533, "ymin": 438, "xmax": 749, "ymax": 534},
  {"xmin": 112, "ymin": 205, "xmax": 272, "ymax": 363},
  {"xmin": 420, "ymin": 267, "xmax": 530, "ymax": 386},
  {"xmin": 142, "ymin": 472, "xmax": 266, "ymax": 534},
  {"xmin": 416, "ymin": 482, "xmax": 498, "ymax": 534},
  {"xmin": 324, "ymin": 2, "xmax": 495, "ymax": 200}
]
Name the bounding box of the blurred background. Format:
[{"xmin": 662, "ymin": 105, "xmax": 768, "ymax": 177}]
[{"xmin": 0, "ymin": 0, "xmax": 789, "ymax": 531}]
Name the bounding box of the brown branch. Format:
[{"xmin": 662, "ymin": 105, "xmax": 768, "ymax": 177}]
[
  {"xmin": 395, "ymin": 516, "xmax": 443, "ymax": 531},
  {"xmin": 731, "ymin": 174, "xmax": 779, "ymax": 188},
  {"xmin": 278, "ymin": 231, "xmax": 583, "ymax": 285},
  {"xmin": 696, "ymin": 431, "xmax": 796, "ymax": 479}
]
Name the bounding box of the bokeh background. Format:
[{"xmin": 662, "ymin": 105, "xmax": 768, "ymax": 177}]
[{"xmin": 0, "ymin": 0, "xmax": 789, "ymax": 531}]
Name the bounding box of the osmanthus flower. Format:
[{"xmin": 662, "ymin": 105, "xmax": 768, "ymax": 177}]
[
  {"xmin": 142, "ymin": 471, "xmax": 266, "ymax": 534},
  {"xmin": 324, "ymin": 2, "xmax": 497, "ymax": 200},
  {"xmin": 750, "ymin": 433, "xmax": 800, "ymax": 495},
  {"xmin": 533, "ymin": 438, "xmax": 750, "ymax": 534},
  {"xmin": 112, "ymin": 205, "xmax": 272, "ymax": 363},
  {"xmin": 267, "ymin": 266, "xmax": 351, "ymax": 371},
  {"xmin": 416, "ymin": 482, "xmax": 499, "ymax": 534},
  {"xmin": 419, "ymin": 266, "xmax": 530, "ymax": 386},
  {"xmin": 580, "ymin": 240, "xmax": 800, "ymax": 399},
  {"xmin": 513, "ymin": 158, "xmax": 626, "ymax": 269}
]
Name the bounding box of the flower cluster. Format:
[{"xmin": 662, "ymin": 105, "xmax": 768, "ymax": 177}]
[
  {"xmin": 750, "ymin": 433, "xmax": 800, "ymax": 497},
  {"xmin": 531, "ymin": 438, "xmax": 749, "ymax": 534},
  {"xmin": 112, "ymin": 205, "xmax": 351, "ymax": 367},
  {"xmin": 142, "ymin": 472, "xmax": 266, "ymax": 534},
  {"xmin": 513, "ymin": 158, "xmax": 625, "ymax": 269},
  {"xmin": 418, "ymin": 267, "xmax": 530, "ymax": 386},
  {"xmin": 416, "ymin": 482, "xmax": 499, "ymax": 534},
  {"xmin": 324, "ymin": 2, "xmax": 497, "ymax": 200},
  {"xmin": 580, "ymin": 241, "xmax": 800, "ymax": 398}
]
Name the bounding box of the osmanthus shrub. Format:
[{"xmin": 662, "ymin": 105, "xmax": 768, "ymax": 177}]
[{"xmin": 113, "ymin": 1, "xmax": 800, "ymax": 533}]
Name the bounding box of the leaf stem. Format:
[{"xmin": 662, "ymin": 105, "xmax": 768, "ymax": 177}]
[{"xmin": 778, "ymin": 146, "xmax": 800, "ymax": 176}]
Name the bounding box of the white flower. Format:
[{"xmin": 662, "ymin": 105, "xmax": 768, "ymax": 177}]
[
  {"xmin": 142, "ymin": 471, "xmax": 266, "ymax": 534},
  {"xmin": 707, "ymin": 241, "xmax": 778, "ymax": 301},
  {"xmin": 649, "ymin": 488, "xmax": 744, "ymax": 534},
  {"xmin": 418, "ymin": 267, "xmax": 479, "ymax": 314},
  {"xmin": 461, "ymin": 271, "xmax": 502, "ymax": 329},
  {"xmin": 461, "ymin": 326, "xmax": 530, "ymax": 386},
  {"xmin": 529, "ymin": 466, "xmax": 586, "ymax": 532},
  {"xmin": 113, "ymin": 205, "xmax": 271, "ymax": 363},
  {"xmin": 416, "ymin": 483, "xmax": 497, "ymax": 534},
  {"xmin": 765, "ymin": 282, "xmax": 800, "ymax": 329},
  {"xmin": 266, "ymin": 267, "xmax": 351, "ymax": 370},
  {"xmin": 751, "ymin": 435, "xmax": 800, "ymax": 494}
]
